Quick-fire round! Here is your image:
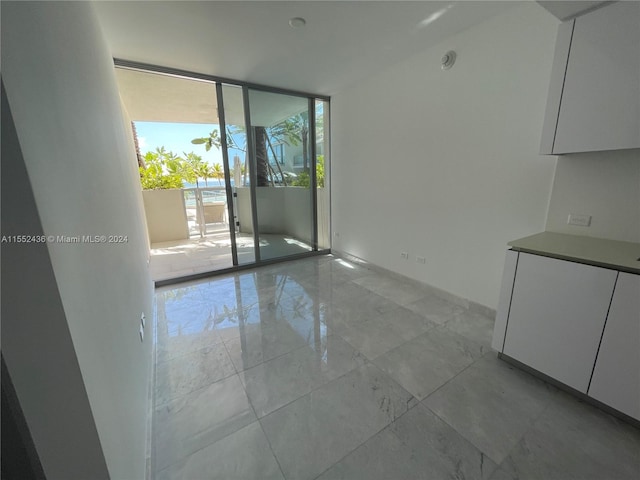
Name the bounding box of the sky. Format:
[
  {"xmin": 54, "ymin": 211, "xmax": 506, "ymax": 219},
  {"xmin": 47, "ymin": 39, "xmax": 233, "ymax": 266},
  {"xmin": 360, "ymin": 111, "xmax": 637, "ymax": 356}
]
[{"xmin": 135, "ymin": 121, "xmax": 224, "ymax": 166}]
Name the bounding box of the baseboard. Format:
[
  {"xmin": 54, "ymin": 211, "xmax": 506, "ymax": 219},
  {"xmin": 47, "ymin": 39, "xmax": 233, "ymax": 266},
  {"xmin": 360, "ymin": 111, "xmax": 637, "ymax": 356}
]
[
  {"xmin": 332, "ymin": 249, "xmax": 496, "ymax": 320},
  {"xmin": 498, "ymin": 353, "xmax": 640, "ymax": 429},
  {"xmin": 144, "ymin": 305, "xmax": 156, "ymax": 480}
]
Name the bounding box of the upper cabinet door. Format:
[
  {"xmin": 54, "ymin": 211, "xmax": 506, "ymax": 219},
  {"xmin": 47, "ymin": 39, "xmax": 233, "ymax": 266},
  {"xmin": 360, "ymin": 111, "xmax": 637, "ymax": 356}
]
[{"xmin": 541, "ymin": 2, "xmax": 640, "ymax": 154}]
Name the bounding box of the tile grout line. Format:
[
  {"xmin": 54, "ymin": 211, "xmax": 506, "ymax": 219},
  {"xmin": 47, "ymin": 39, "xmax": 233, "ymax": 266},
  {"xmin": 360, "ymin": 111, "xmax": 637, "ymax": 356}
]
[
  {"xmin": 420, "ymin": 401, "xmax": 504, "ymax": 467},
  {"xmin": 220, "ymin": 336, "xmax": 262, "ymax": 423},
  {"xmin": 419, "ymin": 350, "xmax": 557, "ymax": 468},
  {"xmin": 228, "ymin": 343, "xmax": 284, "ymax": 479},
  {"xmin": 153, "ymin": 419, "xmax": 262, "ymax": 478},
  {"xmin": 155, "ymin": 333, "xmax": 227, "ymax": 366},
  {"xmin": 153, "ymin": 364, "xmax": 239, "ymax": 410},
  {"xmin": 152, "ymin": 335, "xmax": 258, "ymax": 475},
  {"xmin": 419, "ymin": 341, "xmax": 495, "ymax": 402},
  {"xmin": 489, "ymin": 382, "xmax": 564, "ymax": 472},
  {"xmin": 225, "ymin": 328, "xmax": 338, "ymax": 378},
  {"xmin": 153, "ymin": 256, "xmax": 502, "ymax": 478},
  {"xmin": 308, "ymin": 372, "xmax": 423, "ymax": 480},
  {"xmin": 248, "ymin": 347, "xmax": 371, "ymax": 421},
  {"xmin": 256, "ymin": 417, "xmax": 288, "ymax": 480},
  {"xmin": 416, "ymin": 350, "xmax": 493, "ymax": 446}
]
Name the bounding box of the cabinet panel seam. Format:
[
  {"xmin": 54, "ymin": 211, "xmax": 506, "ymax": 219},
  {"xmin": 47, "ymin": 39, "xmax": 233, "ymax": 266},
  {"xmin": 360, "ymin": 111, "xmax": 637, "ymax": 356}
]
[
  {"xmin": 501, "ymin": 251, "xmax": 520, "ymax": 353},
  {"xmin": 552, "ymin": 19, "xmax": 576, "ymax": 154},
  {"xmin": 587, "ymin": 271, "xmax": 620, "ymax": 393}
]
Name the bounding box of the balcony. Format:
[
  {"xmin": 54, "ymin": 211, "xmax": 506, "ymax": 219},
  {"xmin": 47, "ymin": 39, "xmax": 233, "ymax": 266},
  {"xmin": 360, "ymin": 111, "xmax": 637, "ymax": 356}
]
[{"xmin": 145, "ymin": 186, "xmax": 316, "ymax": 282}]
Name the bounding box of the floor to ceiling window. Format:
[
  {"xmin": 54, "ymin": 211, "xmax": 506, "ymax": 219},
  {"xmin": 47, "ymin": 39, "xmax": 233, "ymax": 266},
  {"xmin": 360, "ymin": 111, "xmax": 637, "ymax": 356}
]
[
  {"xmin": 315, "ymin": 99, "xmax": 331, "ymax": 250},
  {"xmin": 114, "ymin": 63, "xmax": 330, "ymax": 283},
  {"xmin": 246, "ymin": 88, "xmax": 314, "ymax": 261}
]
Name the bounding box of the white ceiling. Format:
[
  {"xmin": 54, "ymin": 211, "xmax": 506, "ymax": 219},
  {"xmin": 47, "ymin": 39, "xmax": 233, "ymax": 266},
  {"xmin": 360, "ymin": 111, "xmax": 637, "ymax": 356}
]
[
  {"xmin": 536, "ymin": 1, "xmax": 611, "ymax": 21},
  {"xmin": 95, "ymin": 0, "xmax": 522, "ymax": 97},
  {"xmin": 115, "ymin": 67, "xmax": 312, "ymax": 125},
  {"xmin": 115, "ymin": 68, "xmax": 220, "ymax": 123}
]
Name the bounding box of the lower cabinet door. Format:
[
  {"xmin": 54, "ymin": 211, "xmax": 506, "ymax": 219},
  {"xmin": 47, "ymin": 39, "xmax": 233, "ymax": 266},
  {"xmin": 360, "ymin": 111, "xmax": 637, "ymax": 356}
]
[
  {"xmin": 588, "ymin": 273, "xmax": 640, "ymax": 420},
  {"xmin": 503, "ymin": 253, "xmax": 617, "ymax": 393},
  {"xmin": 492, "ymin": 250, "xmax": 519, "ymax": 352}
]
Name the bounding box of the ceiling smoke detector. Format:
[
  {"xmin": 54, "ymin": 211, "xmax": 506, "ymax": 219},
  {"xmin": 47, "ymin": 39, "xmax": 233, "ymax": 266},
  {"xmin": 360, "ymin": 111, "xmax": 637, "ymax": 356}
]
[
  {"xmin": 289, "ymin": 17, "xmax": 306, "ymax": 28},
  {"xmin": 441, "ymin": 50, "xmax": 456, "ymax": 70}
]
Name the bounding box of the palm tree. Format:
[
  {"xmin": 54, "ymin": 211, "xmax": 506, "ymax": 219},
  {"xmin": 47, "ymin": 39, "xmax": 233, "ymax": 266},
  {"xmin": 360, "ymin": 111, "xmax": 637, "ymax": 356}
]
[
  {"xmin": 254, "ymin": 126, "xmax": 270, "ymax": 186},
  {"xmin": 183, "ymin": 152, "xmax": 206, "ymax": 188},
  {"xmin": 191, "ymin": 118, "xmax": 310, "ymax": 186},
  {"xmin": 155, "ymin": 149, "xmax": 193, "ymax": 187},
  {"xmin": 211, "ymin": 163, "xmax": 224, "ymax": 185},
  {"xmin": 227, "ymin": 125, "xmax": 271, "ymax": 187},
  {"xmin": 271, "ymin": 112, "xmax": 309, "ymax": 172},
  {"xmin": 154, "ymin": 146, "xmax": 181, "ymax": 164}
]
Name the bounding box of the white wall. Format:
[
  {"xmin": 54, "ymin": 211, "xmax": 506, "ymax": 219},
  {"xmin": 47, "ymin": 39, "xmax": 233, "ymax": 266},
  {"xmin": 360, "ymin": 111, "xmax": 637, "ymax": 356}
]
[
  {"xmin": 2, "ymin": 2, "xmax": 153, "ymax": 479},
  {"xmin": 142, "ymin": 189, "xmax": 189, "ymax": 243},
  {"xmin": 2, "ymin": 82, "xmax": 110, "ymax": 480},
  {"xmin": 545, "ymin": 149, "xmax": 640, "ymax": 243},
  {"xmin": 331, "ymin": 3, "xmax": 559, "ymax": 309}
]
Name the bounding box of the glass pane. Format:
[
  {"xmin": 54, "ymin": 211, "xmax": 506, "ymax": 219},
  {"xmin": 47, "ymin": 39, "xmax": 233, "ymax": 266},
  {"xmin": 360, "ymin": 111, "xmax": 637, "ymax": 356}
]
[
  {"xmin": 315, "ymin": 99, "xmax": 330, "ymax": 249},
  {"xmin": 221, "ymin": 84, "xmax": 255, "ymax": 265},
  {"xmin": 117, "ymin": 67, "xmax": 235, "ymax": 279},
  {"xmin": 248, "ymin": 89, "xmax": 313, "ymax": 261}
]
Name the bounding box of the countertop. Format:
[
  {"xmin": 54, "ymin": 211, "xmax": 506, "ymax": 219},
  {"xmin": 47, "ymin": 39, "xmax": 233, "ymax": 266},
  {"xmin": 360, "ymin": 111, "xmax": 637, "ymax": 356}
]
[{"xmin": 508, "ymin": 232, "xmax": 640, "ymax": 275}]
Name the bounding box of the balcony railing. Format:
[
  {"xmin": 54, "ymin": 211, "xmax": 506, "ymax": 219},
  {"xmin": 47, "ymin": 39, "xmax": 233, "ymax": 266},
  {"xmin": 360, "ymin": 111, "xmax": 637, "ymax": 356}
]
[{"xmin": 183, "ymin": 187, "xmax": 229, "ymax": 238}]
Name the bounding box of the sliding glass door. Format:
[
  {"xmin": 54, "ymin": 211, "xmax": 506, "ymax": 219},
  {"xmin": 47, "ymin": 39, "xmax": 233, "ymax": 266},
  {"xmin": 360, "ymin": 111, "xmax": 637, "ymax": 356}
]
[
  {"xmin": 217, "ymin": 84, "xmax": 256, "ymax": 266},
  {"xmin": 315, "ymin": 99, "xmax": 330, "ymax": 250},
  {"xmin": 246, "ymin": 89, "xmax": 314, "ymax": 261},
  {"xmin": 117, "ymin": 67, "xmax": 237, "ymax": 281},
  {"xmin": 116, "ymin": 61, "xmax": 329, "ymax": 282}
]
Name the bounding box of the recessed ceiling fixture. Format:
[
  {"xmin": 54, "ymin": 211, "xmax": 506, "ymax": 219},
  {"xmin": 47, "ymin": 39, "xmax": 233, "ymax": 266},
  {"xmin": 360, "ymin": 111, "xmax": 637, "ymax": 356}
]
[{"xmin": 289, "ymin": 17, "xmax": 306, "ymax": 28}]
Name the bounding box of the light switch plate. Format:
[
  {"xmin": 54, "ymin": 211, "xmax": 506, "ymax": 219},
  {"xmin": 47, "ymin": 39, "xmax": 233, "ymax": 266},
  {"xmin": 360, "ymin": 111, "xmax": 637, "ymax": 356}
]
[{"xmin": 567, "ymin": 214, "xmax": 592, "ymax": 227}]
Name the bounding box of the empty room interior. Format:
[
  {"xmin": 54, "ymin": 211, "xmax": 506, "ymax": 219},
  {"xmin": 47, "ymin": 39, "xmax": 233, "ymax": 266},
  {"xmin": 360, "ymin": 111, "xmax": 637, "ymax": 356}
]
[{"xmin": 2, "ymin": 1, "xmax": 639, "ymax": 479}]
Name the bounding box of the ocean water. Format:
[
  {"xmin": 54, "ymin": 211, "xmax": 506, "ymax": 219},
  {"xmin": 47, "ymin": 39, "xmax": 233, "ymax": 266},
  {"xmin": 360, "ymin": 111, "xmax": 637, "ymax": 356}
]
[{"xmin": 183, "ymin": 178, "xmax": 229, "ymax": 189}]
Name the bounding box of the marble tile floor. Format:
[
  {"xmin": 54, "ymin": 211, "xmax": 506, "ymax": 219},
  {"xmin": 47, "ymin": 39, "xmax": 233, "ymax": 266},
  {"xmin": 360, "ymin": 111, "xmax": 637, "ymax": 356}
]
[{"xmin": 152, "ymin": 255, "xmax": 640, "ymax": 480}]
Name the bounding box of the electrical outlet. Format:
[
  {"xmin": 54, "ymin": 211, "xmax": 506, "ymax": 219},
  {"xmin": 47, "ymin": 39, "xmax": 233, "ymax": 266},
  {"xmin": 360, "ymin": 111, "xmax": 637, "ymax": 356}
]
[
  {"xmin": 416, "ymin": 256, "xmax": 426, "ymax": 264},
  {"xmin": 401, "ymin": 252, "xmax": 409, "ymax": 260},
  {"xmin": 567, "ymin": 214, "xmax": 592, "ymax": 227}
]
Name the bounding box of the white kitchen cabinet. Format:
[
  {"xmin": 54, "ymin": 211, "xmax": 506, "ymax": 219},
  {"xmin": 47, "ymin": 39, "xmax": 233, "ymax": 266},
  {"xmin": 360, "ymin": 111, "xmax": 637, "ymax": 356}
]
[
  {"xmin": 588, "ymin": 273, "xmax": 640, "ymax": 420},
  {"xmin": 540, "ymin": 1, "xmax": 640, "ymax": 154},
  {"xmin": 502, "ymin": 253, "xmax": 617, "ymax": 393},
  {"xmin": 491, "ymin": 250, "xmax": 518, "ymax": 352}
]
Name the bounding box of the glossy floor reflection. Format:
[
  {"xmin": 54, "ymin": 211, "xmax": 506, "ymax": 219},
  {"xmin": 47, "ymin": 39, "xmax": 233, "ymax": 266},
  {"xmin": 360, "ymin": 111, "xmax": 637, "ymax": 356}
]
[{"xmin": 153, "ymin": 255, "xmax": 640, "ymax": 480}]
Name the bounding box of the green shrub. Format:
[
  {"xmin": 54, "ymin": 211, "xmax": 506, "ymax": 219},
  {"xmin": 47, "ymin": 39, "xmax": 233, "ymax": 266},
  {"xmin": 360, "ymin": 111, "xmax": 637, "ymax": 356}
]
[
  {"xmin": 139, "ymin": 149, "xmax": 193, "ymax": 190},
  {"xmin": 291, "ymin": 155, "xmax": 325, "ymax": 188}
]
